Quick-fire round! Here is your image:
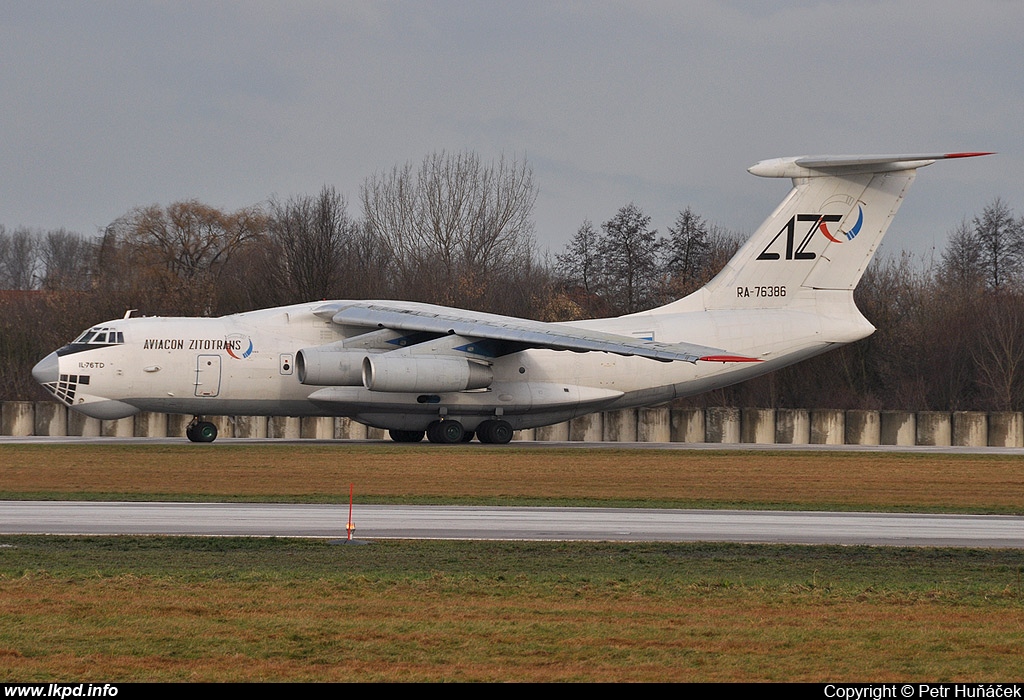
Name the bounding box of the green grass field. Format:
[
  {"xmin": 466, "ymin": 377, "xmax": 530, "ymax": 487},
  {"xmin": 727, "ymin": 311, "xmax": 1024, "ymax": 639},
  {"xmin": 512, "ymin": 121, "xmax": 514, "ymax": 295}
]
[{"xmin": 1, "ymin": 443, "xmax": 1022, "ymax": 681}]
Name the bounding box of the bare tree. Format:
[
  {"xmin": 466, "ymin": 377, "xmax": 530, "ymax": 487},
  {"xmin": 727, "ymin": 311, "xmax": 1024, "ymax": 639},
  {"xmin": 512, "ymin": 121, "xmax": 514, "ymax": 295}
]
[
  {"xmin": 974, "ymin": 198, "xmax": 1022, "ymax": 291},
  {"xmin": 598, "ymin": 203, "xmax": 661, "ymax": 314},
  {"xmin": 100, "ymin": 201, "xmax": 266, "ymax": 314},
  {"xmin": 0, "ymin": 226, "xmax": 39, "ymax": 289},
  {"xmin": 939, "ymin": 219, "xmax": 985, "ymax": 293},
  {"xmin": 361, "ymin": 151, "xmax": 538, "ymax": 309},
  {"xmin": 263, "ymin": 186, "xmax": 358, "ymax": 302},
  {"xmin": 662, "ymin": 207, "xmax": 709, "ymax": 293},
  {"xmin": 556, "ymin": 219, "xmax": 602, "ymax": 288},
  {"xmin": 973, "ymin": 293, "xmax": 1024, "ymax": 410},
  {"xmin": 39, "ymin": 229, "xmax": 94, "ymax": 291}
]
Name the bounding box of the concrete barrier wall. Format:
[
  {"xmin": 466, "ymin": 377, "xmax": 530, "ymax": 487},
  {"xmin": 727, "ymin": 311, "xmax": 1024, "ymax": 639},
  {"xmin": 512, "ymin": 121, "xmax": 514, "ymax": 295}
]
[
  {"xmin": 670, "ymin": 408, "xmax": 704, "ymax": 442},
  {"xmin": 334, "ymin": 417, "xmax": 366, "ymax": 440},
  {"xmin": 34, "ymin": 402, "xmax": 67, "ymax": 437},
  {"xmin": 236, "ymin": 416, "xmax": 268, "ymax": 439},
  {"xmin": 67, "ymin": 410, "xmax": 101, "ymax": 437},
  {"xmin": 845, "ymin": 410, "xmax": 880, "ymax": 446},
  {"xmin": 705, "ymin": 407, "xmax": 740, "ymax": 443},
  {"xmin": 534, "ymin": 421, "xmax": 569, "ymax": 441},
  {"xmin": 603, "ymin": 409, "xmax": 637, "ymax": 442},
  {"xmin": 268, "ymin": 416, "xmax": 301, "ymax": 439},
  {"xmin": 102, "ymin": 417, "xmax": 134, "ymax": 438},
  {"xmin": 166, "ymin": 414, "xmax": 190, "ymax": 438},
  {"xmin": 2, "ymin": 401, "xmax": 34, "ymax": 436},
  {"xmin": 300, "ymin": 416, "xmax": 334, "ymax": 440},
  {"xmin": 880, "ymin": 411, "xmax": 915, "ymax": 446},
  {"xmin": 637, "ymin": 408, "xmax": 670, "ymax": 442},
  {"xmin": 775, "ymin": 409, "xmax": 809, "ymax": 444},
  {"xmin": 740, "ymin": 408, "xmax": 774, "ymax": 444},
  {"xmin": 810, "ymin": 409, "xmax": 844, "ymax": 445},
  {"xmin": 209, "ymin": 415, "xmax": 235, "ymax": 439},
  {"xmin": 987, "ymin": 412, "xmax": 1023, "ymax": 447},
  {"xmin": 569, "ymin": 413, "xmax": 603, "ymax": 442},
  {"xmin": 133, "ymin": 411, "xmax": 167, "ymax": 439},
  {"xmin": 952, "ymin": 412, "xmax": 987, "ymax": 447},
  {"xmin": 5, "ymin": 401, "xmax": 1024, "ymax": 448},
  {"xmin": 916, "ymin": 411, "xmax": 951, "ymax": 447}
]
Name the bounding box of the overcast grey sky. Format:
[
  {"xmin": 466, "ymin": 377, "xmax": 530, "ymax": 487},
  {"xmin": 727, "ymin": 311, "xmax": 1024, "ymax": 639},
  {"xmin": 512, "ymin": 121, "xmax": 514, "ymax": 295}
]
[{"xmin": 2, "ymin": 1, "xmax": 1021, "ymax": 261}]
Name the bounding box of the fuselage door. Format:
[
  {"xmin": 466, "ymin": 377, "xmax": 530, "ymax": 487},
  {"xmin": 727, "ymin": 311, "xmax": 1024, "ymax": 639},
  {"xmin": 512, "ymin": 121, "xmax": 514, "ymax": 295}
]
[{"xmin": 194, "ymin": 354, "xmax": 222, "ymax": 397}]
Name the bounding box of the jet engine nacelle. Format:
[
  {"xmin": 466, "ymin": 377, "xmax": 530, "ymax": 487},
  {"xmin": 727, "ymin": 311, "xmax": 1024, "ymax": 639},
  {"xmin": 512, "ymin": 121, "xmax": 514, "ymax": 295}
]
[
  {"xmin": 296, "ymin": 347, "xmax": 365, "ymax": 386},
  {"xmin": 362, "ymin": 355, "xmax": 493, "ymax": 393}
]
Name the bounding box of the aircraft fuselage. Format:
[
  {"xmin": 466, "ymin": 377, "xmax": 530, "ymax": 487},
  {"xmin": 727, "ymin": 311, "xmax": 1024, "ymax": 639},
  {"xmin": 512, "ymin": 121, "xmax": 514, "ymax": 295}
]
[{"xmin": 33, "ymin": 292, "xmax": 868, "ymax": 433}]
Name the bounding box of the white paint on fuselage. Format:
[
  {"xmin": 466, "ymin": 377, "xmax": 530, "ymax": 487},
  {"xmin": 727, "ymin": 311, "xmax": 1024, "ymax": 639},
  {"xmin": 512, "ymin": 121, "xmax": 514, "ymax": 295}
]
[{"xmin": 48, "ymin": 288, "xmax": 872, "ymax": 431}]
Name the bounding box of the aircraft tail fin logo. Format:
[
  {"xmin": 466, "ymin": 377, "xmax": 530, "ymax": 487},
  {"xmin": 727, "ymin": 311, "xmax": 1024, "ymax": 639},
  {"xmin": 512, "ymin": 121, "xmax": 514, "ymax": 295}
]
[{"xmin": 819, "ymin": 205, "xmax": 864, "ymax": 243}]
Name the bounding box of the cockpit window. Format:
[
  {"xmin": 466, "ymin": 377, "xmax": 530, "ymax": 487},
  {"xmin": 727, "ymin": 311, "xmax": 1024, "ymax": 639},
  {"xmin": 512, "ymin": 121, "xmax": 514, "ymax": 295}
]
[{"xmin": 72, "ymin": 326, "xmax": 125, "ymax": 345}]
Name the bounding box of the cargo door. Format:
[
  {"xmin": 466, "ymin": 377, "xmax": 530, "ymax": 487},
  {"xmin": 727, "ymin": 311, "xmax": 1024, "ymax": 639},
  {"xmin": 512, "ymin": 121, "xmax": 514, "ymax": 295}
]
[{"xmin": 194, "ymin": 354, "xmax": 222, "ymax": 397}]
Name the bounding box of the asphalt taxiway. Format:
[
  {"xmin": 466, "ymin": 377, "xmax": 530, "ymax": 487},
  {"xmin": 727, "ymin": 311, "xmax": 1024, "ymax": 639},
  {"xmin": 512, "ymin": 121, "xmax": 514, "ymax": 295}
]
[{"xmin": 2, "ymin": 501, "xmax": 1022, "ymax": 547}]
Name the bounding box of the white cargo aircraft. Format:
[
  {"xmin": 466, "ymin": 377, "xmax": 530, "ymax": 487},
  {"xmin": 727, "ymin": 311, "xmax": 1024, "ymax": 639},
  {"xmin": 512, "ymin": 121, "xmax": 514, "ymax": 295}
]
[{"xmin": 33, "ymin": 152, "xmax": 989, "ymax": 444}]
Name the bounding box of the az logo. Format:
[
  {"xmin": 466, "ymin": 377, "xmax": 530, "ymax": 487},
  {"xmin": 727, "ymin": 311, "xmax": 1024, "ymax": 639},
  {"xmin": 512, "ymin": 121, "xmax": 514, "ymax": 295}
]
[{"xmin": 757, "ymin": 205, "xmax": 865, "ymax": 261}]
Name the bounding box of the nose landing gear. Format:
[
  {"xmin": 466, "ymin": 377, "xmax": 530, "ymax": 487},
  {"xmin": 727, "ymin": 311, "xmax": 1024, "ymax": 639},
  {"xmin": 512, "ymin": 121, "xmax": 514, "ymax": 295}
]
[{"xmin": 185, "ymin": 417, "xmax": 218, "ymax": 443}]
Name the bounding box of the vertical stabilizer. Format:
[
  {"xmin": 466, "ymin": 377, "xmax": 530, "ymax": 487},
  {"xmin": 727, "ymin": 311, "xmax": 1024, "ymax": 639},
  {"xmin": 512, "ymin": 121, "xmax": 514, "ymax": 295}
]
[{"xmin": 696, "ymin": 153, "xmax": 991, "ymax": 310}]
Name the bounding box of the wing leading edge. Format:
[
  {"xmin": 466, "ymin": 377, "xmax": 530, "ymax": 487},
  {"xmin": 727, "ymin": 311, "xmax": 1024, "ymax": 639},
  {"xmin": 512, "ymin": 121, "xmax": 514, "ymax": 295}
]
[{"xmin": 314, "ymin": 301, "xmax": 758, "ymax": 364}]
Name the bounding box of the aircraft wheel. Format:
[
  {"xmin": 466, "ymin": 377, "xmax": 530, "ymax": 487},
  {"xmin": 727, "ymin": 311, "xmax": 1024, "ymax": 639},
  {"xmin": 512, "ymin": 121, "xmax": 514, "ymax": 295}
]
[
  {"xmin": 426, "ymin": 420, "xmax": 464, "ymax": 444},
  {"xmin": 187, "ymin": 421, "xmax": 218, "ymax": 443},
  {"xmin": 478, "ymin": 419, "xmax": 513, "ymax": 444},
  {"xmin": 487, "ymin": 420, "xmax": 513, "ymax": 444},
  {"xmin": 389, "ymin": 429, "xmax": 425, "ymax": 443}
]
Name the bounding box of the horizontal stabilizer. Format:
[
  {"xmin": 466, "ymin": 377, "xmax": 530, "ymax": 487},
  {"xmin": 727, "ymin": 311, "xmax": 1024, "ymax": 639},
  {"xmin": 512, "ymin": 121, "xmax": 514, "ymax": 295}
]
[{"xmin": 748, "ymin": 152, "xmax": 993, "ymax": 178}]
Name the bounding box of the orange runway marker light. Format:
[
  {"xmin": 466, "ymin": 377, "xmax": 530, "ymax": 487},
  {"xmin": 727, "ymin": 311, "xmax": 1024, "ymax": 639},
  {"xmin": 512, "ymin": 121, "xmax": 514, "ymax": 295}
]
[{"xmin": 346, "ymin": 483, "xmax": 355, "ymax": 541}]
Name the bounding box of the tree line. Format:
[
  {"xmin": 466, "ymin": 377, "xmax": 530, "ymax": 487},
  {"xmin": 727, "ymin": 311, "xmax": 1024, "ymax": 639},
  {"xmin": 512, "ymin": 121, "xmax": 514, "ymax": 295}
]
[{"xmin": 2, "ymin": 151, "xmax": 1023, "ymax": 412}]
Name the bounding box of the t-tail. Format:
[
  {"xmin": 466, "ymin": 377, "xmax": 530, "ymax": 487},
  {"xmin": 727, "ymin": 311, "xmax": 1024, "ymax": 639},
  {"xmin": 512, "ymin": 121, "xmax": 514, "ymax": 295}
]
[{"xmin": 690, "ymin": 152, "xmax": 992, "ymax": 311}]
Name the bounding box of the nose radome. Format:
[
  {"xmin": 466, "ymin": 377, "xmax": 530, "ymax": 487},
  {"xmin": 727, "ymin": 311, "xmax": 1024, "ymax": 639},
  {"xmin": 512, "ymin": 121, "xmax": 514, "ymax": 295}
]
[{"xmin": 32, "ymin": 351, "xmax": 60, "ymax": 385}]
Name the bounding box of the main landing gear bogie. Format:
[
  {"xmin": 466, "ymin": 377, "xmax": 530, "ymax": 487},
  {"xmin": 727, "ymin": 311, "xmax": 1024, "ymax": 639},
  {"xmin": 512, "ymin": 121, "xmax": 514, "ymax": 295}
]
[
  {"xmin": 185, "ymin": 418, "xmax": 218, "ymax": 443},
  {"xmin": 415, "ymin": 419, "xmax": 514, "ymax": 444}
]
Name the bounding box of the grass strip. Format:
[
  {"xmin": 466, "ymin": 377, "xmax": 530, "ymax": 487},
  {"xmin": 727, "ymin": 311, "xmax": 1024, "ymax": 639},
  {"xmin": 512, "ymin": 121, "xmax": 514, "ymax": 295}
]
[
  {"xmin": 1, "ymin": 536, "xmax": 1022, "ymax": 682},
  {"xmin": 2, "ymin": 443, "xmax": 1023, "ymax": 514}
]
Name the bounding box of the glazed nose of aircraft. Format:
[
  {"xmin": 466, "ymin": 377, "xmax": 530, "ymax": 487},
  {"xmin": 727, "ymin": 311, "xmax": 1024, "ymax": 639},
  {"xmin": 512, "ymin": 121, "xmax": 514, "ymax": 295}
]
[{"xmin": 32, "ymin": 351, "xmax": 60, "ymax": 385}]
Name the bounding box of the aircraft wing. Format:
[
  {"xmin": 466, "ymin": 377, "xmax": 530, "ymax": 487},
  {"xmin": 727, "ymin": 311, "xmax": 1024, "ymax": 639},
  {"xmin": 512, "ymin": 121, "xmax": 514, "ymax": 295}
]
[{"xmin": 313, "ymin": 301, "xmax": 757, "ymax": 363}]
